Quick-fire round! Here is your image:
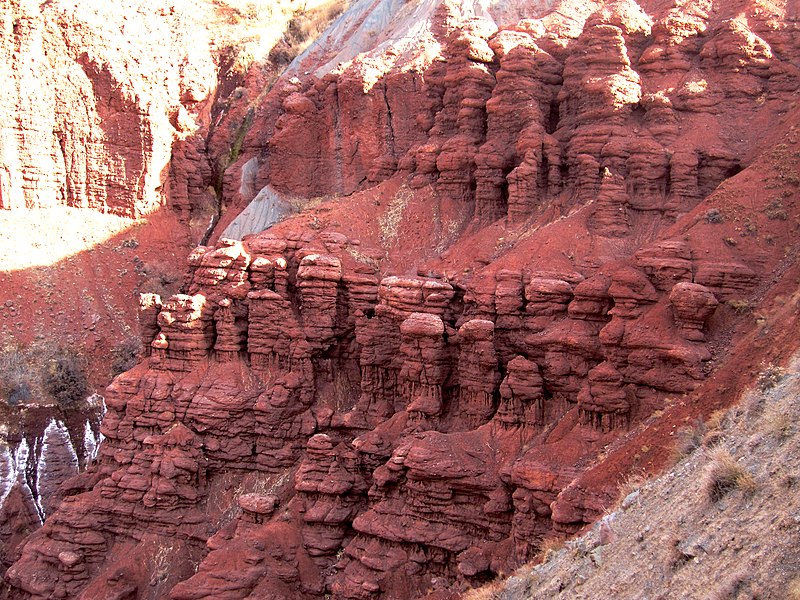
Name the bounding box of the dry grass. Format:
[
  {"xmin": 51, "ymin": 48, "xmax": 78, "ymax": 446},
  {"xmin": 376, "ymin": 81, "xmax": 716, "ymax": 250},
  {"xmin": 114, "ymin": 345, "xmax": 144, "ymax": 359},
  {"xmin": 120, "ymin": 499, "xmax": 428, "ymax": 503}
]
[
  {"xmin": 346, "ymin": 247, "xmax": 380, "ymax": 268},
  {"xmin": 268, "ymin": 0, "xmax": 348, "ymax": 65},
  {"xmin": 672, "ymin": 418, "xmax": 709, "ymax": 463},
  {"xmin": 757, "ymin": 363, "xmax": 788, "ymax": 391},
  {"xmin": 704, "ymin": 447, "xmax": 757, "ymax": 502},
  {"xmin": 726, "ymin": 298, "xmax": 753, "ymax": 314},
  {"xmin": 379, "ymin": 188, "xmax": 411, "ymax": 248},
  {"xmin": 787, "ymin": 577, "xmax": 800, "ymax": 600},
  {"xmin": 761, "ymin": 406, "xmax": 793, "ymax": 441},
  {"xmin": 463, "ymin": 579, "xmax": 504, "ymax": 600},
  {"xmin": 616, "ymin": 471, "xmax": 648, "ymax": 501},
  {"xmin": 538, "ymin": 535, "xmax": 566, "ymax": 562}
]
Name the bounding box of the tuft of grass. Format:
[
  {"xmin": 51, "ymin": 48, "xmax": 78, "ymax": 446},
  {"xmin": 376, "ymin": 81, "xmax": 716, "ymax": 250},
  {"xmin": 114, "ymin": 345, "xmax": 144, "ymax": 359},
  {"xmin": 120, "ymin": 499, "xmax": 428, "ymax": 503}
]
[
  {"xmin": 705, "ymin": 447, "xmax": 757, "ymax": 502},
  {"xmin": 787, "ymin": 577, "xmax": 800, "ymax": 600},
  {"xmin": 463, "ymin": 580, "xmax": 504, "ymax": 600},
  {"xmin": 761, "ymin": 407, "xmax": 793, "ymax": 441},
  {"xmin": 538, "ymin": 535, "xmax": 565, "ymax": 562}
]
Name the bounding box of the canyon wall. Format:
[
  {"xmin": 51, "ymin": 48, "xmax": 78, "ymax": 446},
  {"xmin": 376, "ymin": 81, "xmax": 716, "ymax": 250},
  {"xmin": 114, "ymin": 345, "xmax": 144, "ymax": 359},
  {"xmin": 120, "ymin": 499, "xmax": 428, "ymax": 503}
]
[{"xmin": 3, "ymin": 0, "xmax": 800, "ymax": 598}]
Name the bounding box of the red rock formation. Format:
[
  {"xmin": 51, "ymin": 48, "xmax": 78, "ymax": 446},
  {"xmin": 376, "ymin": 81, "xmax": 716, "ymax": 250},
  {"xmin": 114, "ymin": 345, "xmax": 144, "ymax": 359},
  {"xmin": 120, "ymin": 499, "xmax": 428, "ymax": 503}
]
[{"xmin": 5, "ymin": 0, "xmax": 800, "ymax": 598}]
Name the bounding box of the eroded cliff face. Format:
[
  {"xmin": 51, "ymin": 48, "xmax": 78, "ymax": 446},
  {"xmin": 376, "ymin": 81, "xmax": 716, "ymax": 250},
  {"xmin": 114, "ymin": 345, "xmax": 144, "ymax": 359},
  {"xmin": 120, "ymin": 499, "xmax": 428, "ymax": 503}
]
[{"xmin": 4, "ymin": 0, "xmax": 800, "ymax": 598}]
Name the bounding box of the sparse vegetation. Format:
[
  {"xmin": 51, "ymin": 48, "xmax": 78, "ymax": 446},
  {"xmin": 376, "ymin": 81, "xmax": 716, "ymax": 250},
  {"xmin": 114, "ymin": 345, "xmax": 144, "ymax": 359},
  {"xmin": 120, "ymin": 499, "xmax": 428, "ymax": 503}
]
[
  {"xmin": 726, "ymin": 298, "xmax": 753, "ymax": 314},
  {"xmin": 704, "ymin": 447, "xmax": 757, "ymax": 502},
  {"xmin": 111, "ymin": 337, "xmax": 141, "ymax": 377},
  {"xmin": 764, "ymin": 198, "xmax": 788, "ymax": 220},
  {"xmin": 0, "ymin": 342, "xmax": 91, "ymax": 407},
  {"xmin": 705, "ymin": 208, "xmax": 724, "ymax": 224},
  {"xmin": 140, "ymin": 261, "xmax": 182, "ymax": 299},
  {"xmin": 346, "ymin": 246, "xmax": 380, "ymax": 268},
  {"xmin": 463, "ymin": 579, "xmax": 504, "ymax": 600},
  {"xmin": 787, "ymin": 577, "xmax": 800, "ymax": 600},
  {"xmin": 538, "ymin": 535, "xmax": 566, "ymax": 562},
  {"xmin": 740, "ymin": 218, "xmax": 757, "ymax": 237},
  {"xmin": 149, "ymin": 542, "xmax": 175, "ymax": 586},
  {"xmin": 616, "ymin": 471, "xmax": 648, "ymax": 500},
  {"xmin": 673, "ymin": 419, "xmax": 707, "ymax": 461},
  {"xmin": 42, "ymin": 348, "xmax": 90, "ymax": 408},
  {"xmin": 762, "ymin": 406, "xmax": 793, "ymax": 440},
  {"xmin": 268, "ymin": 0, "xmax": 348, "ymax": 66},
  {"xmin": 757, "ymin": 363, "xmax": 787, "ymax": 391},
  {"xmin": 379, "ymin": 188, "xmax": 411, "ymax": 247}
]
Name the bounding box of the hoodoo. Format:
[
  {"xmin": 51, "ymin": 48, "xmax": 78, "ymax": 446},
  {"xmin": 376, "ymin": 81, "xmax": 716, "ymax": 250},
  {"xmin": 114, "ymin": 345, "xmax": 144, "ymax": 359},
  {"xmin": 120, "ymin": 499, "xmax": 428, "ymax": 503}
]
[{"xmin": 1, "ymin": 0, "xmax": 800, "ymax": 598}]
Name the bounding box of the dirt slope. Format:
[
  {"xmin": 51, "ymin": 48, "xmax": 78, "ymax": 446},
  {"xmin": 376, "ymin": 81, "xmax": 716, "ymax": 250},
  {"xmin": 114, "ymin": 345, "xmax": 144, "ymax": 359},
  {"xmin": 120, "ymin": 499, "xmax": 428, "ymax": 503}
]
[{"xmin": 479, "ymin": 355, "xmax": 800, "ymax": 600}]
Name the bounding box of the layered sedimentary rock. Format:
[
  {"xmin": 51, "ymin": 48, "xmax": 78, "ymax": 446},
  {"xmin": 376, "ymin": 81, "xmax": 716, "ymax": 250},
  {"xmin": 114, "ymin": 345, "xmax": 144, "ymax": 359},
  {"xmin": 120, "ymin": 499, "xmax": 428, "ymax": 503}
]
[
  {"xmin": 5, "ymin": 218, "xmax": 735, "ymax": 597},
  {"xmin": 5, "ymin": 0, "xmax": 800, "ymax": 598},
  {"xmin": 0, "ymin": 1, "xmax": 212, "ymax": 215}
]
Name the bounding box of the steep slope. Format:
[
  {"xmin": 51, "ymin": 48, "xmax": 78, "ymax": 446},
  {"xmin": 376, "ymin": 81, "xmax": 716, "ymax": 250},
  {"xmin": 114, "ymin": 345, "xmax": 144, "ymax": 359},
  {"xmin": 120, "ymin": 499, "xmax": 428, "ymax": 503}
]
[
  {"xmin": 477, "ymin": 355, "xmax": 800, "ymax": 599},
  {"xmin": 3, "ymin": 0, "xmax": 800, "ymax": 598}
]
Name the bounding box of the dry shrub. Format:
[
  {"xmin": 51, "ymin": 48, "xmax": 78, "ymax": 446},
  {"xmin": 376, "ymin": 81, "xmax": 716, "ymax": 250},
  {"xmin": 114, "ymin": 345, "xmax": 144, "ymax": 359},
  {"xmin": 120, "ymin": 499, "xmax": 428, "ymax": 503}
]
[
  {"xmin": 140, "ymin": 261, "xmax": 181, "ymax": 299},
  {"xmin": 111, "ymin": 337, "xmax": 141, "ymax": 377},
  {"xmin": 1, "ymin": 342, "xmax": 90, "ymax": 407},
  {"xmin": 0, "ymin": 344, "xmax": 32, "ymax": 405},
  {"xmin": 705, "ymin": 447, "xmax": 757, "ymax": 502},
  {"xmin": 42, "ymin": 348, "xmax": 89, "ymax": 407}
]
